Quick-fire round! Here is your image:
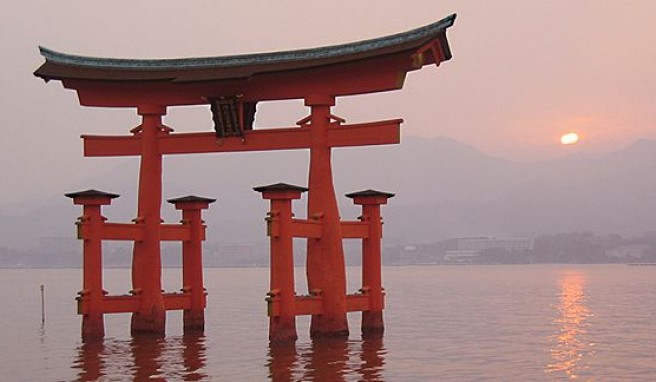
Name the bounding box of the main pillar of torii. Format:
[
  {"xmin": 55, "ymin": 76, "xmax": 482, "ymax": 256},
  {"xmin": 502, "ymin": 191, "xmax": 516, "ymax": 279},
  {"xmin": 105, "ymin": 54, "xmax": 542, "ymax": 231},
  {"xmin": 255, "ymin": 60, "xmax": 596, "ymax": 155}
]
[{"xmin": 34, "ymin": 14, "xmax": 456, "ymax": 337}]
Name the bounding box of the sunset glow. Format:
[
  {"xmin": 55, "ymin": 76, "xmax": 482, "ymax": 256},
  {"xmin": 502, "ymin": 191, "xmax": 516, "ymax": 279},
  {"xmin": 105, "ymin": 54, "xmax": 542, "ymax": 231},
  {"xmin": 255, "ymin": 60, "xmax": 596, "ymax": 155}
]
[{"xmin": 560, "ymin": 133, "xmax": 580, "ymax": 145}]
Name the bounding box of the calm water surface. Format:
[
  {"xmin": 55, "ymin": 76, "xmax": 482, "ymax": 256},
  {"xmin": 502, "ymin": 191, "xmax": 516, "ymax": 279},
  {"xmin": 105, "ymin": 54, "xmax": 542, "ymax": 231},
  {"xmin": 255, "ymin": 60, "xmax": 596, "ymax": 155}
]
[{"xmin": 0, "ymin": 265, "xmax": 654, "ymax": 381}]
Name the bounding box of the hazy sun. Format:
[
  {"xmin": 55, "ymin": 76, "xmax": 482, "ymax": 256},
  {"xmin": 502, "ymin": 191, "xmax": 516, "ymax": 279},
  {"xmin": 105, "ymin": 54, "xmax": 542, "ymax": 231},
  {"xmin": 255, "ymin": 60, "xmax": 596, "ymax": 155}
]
[{"xmin": 560, "ymin": 132, "xmax": 580, "ymax": 145}]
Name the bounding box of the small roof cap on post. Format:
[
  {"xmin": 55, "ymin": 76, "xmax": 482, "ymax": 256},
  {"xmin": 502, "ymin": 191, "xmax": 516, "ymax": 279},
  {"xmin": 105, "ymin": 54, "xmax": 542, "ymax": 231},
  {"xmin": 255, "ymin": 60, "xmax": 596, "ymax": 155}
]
[
  {"xmin": 65, "ymin": 189, "xmax": 119, "ymax": 205},
  {"xmin": 345, "ymin": 189, "xmax": 395, "ymax": 199},
  {"xmin": 167, "ymin": 195, "xmax": 217, "ymax": 204},
  {"xmin": 253, "ymin": 182, "xmax": 308, "ymax": 200},
  {"xmin": 345, "ymin": 189, "xmax": 395, "ymax": 205},
  {"xmin": 253, "ymin": 183, "xmax": 308, "ymax": 193},
  {"xmin": 167, "ymin": 195, "xmax": 216, "ymax": 210},
  {"xmin": 65, "ymin": 189, "xmax": 120, "ymax": 199}
]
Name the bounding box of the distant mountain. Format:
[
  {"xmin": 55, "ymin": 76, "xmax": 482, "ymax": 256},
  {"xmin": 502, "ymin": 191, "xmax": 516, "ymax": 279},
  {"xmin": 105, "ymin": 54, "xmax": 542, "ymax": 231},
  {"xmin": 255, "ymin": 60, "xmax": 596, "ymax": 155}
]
[
  {"xmin": 380, "ymin": 137, "xmax": 656, "ymax": 243},
  {"xmin": 1, "ymin": 136, "xmax": 655, "ymax": 251}
]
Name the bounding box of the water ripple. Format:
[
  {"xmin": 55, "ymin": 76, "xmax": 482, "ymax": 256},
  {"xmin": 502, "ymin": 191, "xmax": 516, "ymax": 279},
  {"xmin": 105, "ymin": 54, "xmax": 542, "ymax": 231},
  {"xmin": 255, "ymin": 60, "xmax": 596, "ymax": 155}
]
[{"xmin": 545, "ymin": 271, "xmax": 595, "ymax": 380}]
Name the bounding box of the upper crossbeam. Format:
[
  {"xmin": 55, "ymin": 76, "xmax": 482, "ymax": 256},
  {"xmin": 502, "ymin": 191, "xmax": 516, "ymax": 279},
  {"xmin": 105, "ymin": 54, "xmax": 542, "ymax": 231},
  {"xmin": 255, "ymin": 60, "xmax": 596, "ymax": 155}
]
[{"xmin": 83, "ymin": 119, "xmax": 401, "ymax": 157}]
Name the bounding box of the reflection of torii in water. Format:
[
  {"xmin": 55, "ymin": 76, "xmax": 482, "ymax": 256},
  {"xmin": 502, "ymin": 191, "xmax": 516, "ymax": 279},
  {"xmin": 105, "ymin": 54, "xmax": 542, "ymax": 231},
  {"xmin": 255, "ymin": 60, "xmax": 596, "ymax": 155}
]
[{"xmin": 34, "ymin": 14, "xmax": 456, "ymax": 341}]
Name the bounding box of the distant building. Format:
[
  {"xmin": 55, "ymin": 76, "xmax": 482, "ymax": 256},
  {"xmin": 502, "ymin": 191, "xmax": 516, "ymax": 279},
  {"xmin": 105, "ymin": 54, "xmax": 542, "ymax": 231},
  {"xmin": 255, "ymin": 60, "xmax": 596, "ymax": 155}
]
[
  {"xmin": 444, "ymin": 250, "xmax": 480, "ymax": 263},
  {"xmin": 456, "ymin": 237, "xmax": 534, "ymax": 252},
  {"xmin": 605, "ymin": 245, "xmax": 649, "ymax": 260},
  {"xmin": 444, "ymin": 236, "xmax": 534, "ymax": 263}
]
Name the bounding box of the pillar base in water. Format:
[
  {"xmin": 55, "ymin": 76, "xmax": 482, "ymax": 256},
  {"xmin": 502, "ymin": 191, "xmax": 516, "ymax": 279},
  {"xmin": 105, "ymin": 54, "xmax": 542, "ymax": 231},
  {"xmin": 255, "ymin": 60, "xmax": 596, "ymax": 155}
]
[
  {"xmin": 183, "ymin": 311, "xmax": 205, "ymax": 333},
  {"xmin": 82, "ymin": 314, "xmax": 105, "ymax": 340},
  {"xmin": 310, "ymin": 315, "xmax": 349, "ymax": 339},
  {"xmin": 362, "ymin": 311, "xmax": 384, "ymax": 338},
  {"xmin": 130, "ymin": 311, "xmax": 166, "ymax": 336},
  {"xmin": 269, "ymin": 316, "xmax": 298, "ymax": 343}
]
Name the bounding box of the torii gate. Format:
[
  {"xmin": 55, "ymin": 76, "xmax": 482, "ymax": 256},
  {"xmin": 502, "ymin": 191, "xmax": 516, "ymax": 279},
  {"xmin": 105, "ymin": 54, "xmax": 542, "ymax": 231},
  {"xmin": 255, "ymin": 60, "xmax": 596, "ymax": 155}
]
[{"xmin": 34, "ymin": 14, "xmax": 456, "ymax": 341}]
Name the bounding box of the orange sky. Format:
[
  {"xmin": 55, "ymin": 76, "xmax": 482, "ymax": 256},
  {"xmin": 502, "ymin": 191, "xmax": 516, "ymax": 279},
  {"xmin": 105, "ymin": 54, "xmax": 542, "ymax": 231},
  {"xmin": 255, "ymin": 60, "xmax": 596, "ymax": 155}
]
[{"xmin": 0, "ymin": 1, "xmax": 655, "ymax": 203}]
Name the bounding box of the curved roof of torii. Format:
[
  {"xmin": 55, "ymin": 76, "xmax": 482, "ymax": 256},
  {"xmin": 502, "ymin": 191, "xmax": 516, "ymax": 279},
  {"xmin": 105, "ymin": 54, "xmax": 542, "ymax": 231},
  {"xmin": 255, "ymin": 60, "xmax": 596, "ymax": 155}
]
[{"xmin": 34, "ymin": 14, "xmax": 456, "ymax": 106}]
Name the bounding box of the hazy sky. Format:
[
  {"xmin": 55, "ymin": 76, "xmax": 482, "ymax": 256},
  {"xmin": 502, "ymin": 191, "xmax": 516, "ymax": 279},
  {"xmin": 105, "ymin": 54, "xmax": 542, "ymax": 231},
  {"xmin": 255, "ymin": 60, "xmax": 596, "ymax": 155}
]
[{"xmin": 1, "ymin": 1, "xmax": 655, "ymax": 205}]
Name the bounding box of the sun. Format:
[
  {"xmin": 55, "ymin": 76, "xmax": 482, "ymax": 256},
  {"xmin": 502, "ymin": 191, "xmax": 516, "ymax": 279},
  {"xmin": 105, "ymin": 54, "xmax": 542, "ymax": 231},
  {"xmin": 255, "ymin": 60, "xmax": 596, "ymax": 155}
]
[{"xmin": 560, "ymin": 132, "xmax": 580, "ymax": 145}]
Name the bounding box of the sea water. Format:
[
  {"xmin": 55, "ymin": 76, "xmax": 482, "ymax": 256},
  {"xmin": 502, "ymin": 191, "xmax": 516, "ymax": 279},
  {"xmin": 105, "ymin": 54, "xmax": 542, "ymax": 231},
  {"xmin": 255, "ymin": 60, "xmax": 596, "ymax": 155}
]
[{"xmin": 0, "ymin": 265, "xmax": 654, "ymax": 381}]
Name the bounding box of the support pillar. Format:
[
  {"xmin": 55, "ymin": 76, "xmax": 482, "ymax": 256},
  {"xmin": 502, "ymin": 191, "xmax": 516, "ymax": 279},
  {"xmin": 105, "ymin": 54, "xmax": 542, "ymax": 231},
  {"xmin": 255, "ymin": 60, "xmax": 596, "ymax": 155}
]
[
  {"xmin": 346, "ymin": 190, "xmax": 394, "ymax": 337},
  {"xmin": 168, "ymin": 196, "xmax": 216, "ymax": 333},
  {"xmin": 66, "ymin": 189, "xmax": 120, "ymax": 340},
  {"xmin": 304, "ymin": 95, "xmax": 349, "ymax": 338},
  {"xmin": 131, "ymin": 105, "xmax": 167, "ymax": 335},
  {"xmin": 255, "ymin": 183, "xmax": 307, "ymax": 342}
]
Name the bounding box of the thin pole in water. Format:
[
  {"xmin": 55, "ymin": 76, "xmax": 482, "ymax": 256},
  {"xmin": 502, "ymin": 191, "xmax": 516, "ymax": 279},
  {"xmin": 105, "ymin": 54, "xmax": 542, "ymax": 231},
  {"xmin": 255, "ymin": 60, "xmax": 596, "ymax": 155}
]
[{"xmin": 40, "ymin": 284, "xmax": 45, "ymax": 324}]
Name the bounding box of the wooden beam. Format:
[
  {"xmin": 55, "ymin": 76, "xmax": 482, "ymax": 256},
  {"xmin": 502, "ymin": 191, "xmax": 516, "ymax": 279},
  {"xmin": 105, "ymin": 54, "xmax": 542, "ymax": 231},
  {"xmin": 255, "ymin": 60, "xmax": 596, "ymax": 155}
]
[
  {"xmin": 341, "ymin": 221, "xmax": 369, "ymax": 239},
  {"xmin": 160, "ymin": 224, "xmax": 193, "ymax": 241},
  {"xmin": 98, "ymin": 223, "xmax": 143, "ymax": 241},
  {"xmin": 162, "ymin": 293, "xmax": 192, "ymax": 310},
  {"xmin": 78, "ymin": 222, "xmax": 193, "ymax": 241},
  {"xmin": 291, "ymin": 219, "xmax": 322, "ymax": 239},
  {"xmin": 83, "ymin": 119, "xmax": 401, "ymax": 157},
  {"xmin": 78, "ymin": 293, "xmax": 193, "ymax": 315},
  {"xmin": 327, "ymin": 119, "xmax": 401, "ymax": 148},
  {"xmin": 266, "ymin": 293, "xmax": 374, "ymax": 317},
  {"xmin": 346, "ymin": 293, "xmax": 371, "ymax": 312}
]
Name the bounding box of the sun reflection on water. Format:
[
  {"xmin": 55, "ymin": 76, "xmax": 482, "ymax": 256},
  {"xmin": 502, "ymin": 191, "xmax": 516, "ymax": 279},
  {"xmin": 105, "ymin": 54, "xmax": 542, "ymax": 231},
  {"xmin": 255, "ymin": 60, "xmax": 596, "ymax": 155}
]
[{"xmin": 546, "ymin": 271, "xmax": 595, "ymax": 380}]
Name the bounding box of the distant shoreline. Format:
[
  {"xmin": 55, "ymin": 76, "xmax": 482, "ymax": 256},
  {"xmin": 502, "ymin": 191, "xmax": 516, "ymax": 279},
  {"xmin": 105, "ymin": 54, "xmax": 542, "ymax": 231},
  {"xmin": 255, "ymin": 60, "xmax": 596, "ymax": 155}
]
[
  {"xmin": 626, "ymin": 263, "xmax": 656, "ymax": 266},
  {"xmin": 2, "ymin": 262, "xmax": 653, "ymax": 270}
]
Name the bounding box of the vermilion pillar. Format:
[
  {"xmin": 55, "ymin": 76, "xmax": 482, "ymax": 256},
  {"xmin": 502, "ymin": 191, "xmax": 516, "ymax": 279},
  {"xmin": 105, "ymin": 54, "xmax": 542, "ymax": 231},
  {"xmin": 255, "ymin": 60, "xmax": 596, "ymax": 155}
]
[
  {"xmin": 346, "ymin": 190, "xmax": 394, "ymax": 337},
  {"xmin": 305, "ymin": 95, "xmax": 349, "ymax": 338},
  {"xmin": 66, "ymin": 189, "xmax": 120, "ymax": 340},
  {"xmin": 255, "ymin": 183, "xmax": 307, "ymax": 342},
  {"xmin": 131, "ymin": 105, "xmax": 167, "ymax": 335},
  {"xmin": 168, "ymin": 196, "xmax": 215, "ymax": 333}
]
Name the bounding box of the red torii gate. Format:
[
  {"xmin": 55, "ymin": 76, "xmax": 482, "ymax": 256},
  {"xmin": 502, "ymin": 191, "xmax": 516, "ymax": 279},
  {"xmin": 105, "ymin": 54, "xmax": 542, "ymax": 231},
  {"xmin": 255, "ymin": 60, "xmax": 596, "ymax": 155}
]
[{"xmin": 34, "ymin": 14, "xmax": 455, "ymax": 341}]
